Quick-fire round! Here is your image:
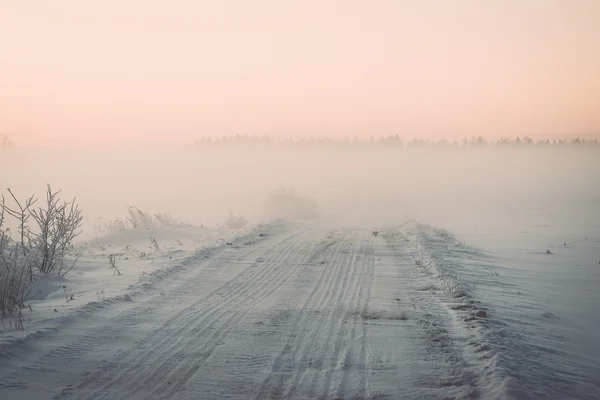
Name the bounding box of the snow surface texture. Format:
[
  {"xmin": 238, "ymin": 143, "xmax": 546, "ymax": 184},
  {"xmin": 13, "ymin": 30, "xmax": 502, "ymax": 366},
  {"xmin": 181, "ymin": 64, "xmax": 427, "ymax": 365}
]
[
  {"xmin": 0, "ymin": 219, "xmax": 597, "ymax": 399},
  {"xmin": 1, "ymin": 145, "xmax": 598, "ymax": 399}
]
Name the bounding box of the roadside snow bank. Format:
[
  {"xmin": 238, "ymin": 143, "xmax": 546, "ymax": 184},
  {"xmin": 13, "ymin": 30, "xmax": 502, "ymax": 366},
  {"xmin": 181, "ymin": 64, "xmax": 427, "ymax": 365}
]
[{"xmin": 394, "ymin": 220, "xmax": 600, "ymax": 400}]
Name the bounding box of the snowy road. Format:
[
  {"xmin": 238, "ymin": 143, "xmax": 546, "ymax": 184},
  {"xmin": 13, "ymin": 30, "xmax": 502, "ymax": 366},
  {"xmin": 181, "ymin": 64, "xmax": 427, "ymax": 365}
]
[{"xmin": 4, "ymin": 221, "xmax": 589, "ymax": 399}]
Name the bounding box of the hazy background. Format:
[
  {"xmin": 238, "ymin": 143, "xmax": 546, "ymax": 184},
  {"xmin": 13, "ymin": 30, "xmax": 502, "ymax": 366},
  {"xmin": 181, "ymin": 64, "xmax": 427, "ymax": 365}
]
[
  {"xmin": 1, "ymin": 4, "xmax": 599, "ymax": 397},
  {"xmin": 1, "ymin": 145, "xmax": 598, "ymax": 242},
  {"xmin": 1, "ymin": 0, "xmax": 599, "ymax": 146},
  {"xmin": 1, "ymin": 0, "xmax": 599, "ymax": 233}
]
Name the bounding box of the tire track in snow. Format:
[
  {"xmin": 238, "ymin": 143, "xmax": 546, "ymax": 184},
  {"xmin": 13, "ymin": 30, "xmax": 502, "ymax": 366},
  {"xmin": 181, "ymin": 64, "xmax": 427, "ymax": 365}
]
[
  {"xmin": 317, "ymin": 236, "xmax": 375, "ymax": 400},
  {"xmin": 292, "ymin": 234, "xmax": 361, "ymax": 399},
  {"xmin": 157, "ymin": 235, "xmax": 320, "ymax": 400},
  {"xmin": 1, "ymin": 229, "xmax": 272, "ymax": 395},
  {"xmin": 170, "ymin": 229, "xmax": 357, "ymax": 399},
  {"xmin": 73, "ymin": 233, "xmax": 301, "ymax": 399},
  {"xmin": 255, "ymin": 231, "xmax": 353, "ymax": 399},
  {"xmin": 334, "ymin": 238, "xmax": 375, "ymax": 399},
  {"xmin": 256, "ymin": 230, "xmax": 375, "ymax": 400},
  {"xmin": 70, "ymin": 229, "xmax": 315, "ymax": 400},
  {"xmin": 310, "ymin": 237, "xmax": 364, "ymax": 399}
]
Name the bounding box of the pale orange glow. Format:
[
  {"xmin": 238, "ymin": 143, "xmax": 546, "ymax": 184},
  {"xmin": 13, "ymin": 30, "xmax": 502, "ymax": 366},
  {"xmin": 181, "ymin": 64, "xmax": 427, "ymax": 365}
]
[{"xmin": 1, "ymin": 0, "xmax": 599, "ymax": 145}]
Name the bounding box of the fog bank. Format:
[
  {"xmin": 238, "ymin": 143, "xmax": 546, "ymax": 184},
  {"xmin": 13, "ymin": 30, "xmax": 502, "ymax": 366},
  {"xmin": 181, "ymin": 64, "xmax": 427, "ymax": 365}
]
[{"xmin": 1, "ymin": 144, "xmax": 598, "ymax": 240}]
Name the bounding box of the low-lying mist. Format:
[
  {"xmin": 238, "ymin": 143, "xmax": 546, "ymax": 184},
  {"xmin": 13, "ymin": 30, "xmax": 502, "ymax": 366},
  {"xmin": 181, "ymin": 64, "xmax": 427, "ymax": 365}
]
[{"xmin": 1, "ymin": 143, "xmax": 598, "ymax": 242}]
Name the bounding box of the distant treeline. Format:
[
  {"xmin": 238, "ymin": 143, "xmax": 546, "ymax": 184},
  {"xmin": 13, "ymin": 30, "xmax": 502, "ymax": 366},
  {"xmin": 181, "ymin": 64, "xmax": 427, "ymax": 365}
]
[
  {"xmin": 2, "ymin": 132, "xmax": 597, "ymax": 149},
  {"xmin": 193, "ymin": 135, "xmax": 599, "ymax": 149}
]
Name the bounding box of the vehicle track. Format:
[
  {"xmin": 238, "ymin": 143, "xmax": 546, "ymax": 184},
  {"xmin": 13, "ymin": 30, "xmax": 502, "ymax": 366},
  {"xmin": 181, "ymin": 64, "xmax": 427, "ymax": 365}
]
[
  {"xmin": 2, "ymin": 223, "xmax": 468, "ymax": 400},
  {"xmin": 71, "ymin": 230, "xmax": 314, "ymax": 400},
  {"xmin": 256, "ymin": 231, "xmax": 376, "ymax": 400}
]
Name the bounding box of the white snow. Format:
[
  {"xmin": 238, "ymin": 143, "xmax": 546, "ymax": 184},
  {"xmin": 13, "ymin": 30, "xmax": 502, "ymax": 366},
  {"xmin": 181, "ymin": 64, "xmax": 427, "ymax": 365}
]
[{"xmin": 1, "ymin": 143, "xmax": 599, "ymax": 399}]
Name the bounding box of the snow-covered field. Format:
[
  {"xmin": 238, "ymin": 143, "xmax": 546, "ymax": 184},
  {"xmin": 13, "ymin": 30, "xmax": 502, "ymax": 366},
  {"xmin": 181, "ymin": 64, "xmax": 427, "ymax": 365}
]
[{"xmin": 0, "ymin": 145, "xmax": 598, "ymax": 399}]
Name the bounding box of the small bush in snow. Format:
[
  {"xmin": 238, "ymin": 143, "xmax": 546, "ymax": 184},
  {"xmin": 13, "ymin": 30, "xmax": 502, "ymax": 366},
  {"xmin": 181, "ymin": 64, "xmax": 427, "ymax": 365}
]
[
  {"xmin": 264, "ymin": 187, "xmax": 319, "ymax": 220},
  {"xmin": 224, "ymin": 210, "xmax": 248, "ymax": 230},
  {"xmin": 0, "ymin": 242, "xmax": 31, "ymax": 318},
  {"xmin": 98, "ymin": 207, "xmax": 192, "ymax": 233},
  {"xmin": 1, "ymin": 186, "xmax": 83, "ymax": 319},
  {"xmin": 0, "ymin": 236, "xmax": 30, "ymax": 318},
  {"xmin": 127, "ymin": 206, "xmax": 192, "ymax": 229},
  {"xmin": 149, "ymin": 237, "xmax": 161, "ymax": 252},
  {"xmin": 126, "ymin": 206, "xmax": 156, "ymax": 229},
  {"xmin": 28, "ymin": 185, "xmax": 83, "ymax": 276},
  {"xmin": 99, "ymin": 217, "xmax": 128, "ymax": 234},
  {"xmin": 153, "ymin": 212, "xmax": 192, "ymax": 228},
  {"xmin": 61, "ymin": 285, "xmax": 74, "ymax": 301}
]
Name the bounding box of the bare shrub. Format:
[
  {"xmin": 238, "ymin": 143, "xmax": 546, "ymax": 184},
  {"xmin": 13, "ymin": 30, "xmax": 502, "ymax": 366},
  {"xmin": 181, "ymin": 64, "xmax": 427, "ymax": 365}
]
[
  {"xmin": 153, "ymin": 212, "xmax": 192, "ymax": 228},
  {"xmin": 126, "ymin": 206, "xmax": 156, "ymax": 229},
  {"xmin": 0, "ymin": 186, "xmax": 83, "ymax": 321},
  {"xmin": 0, "ymin": 197, "xmax": 32, "ymax": 319},
  {"xmin": 2, "ymin": 189, "xmax": 36, "ymax": 257},
  {"xmin": 98, "ymin": 207, "xmax": 192, "ymax": 233},
  {"xmin": 149, "ymin": 237, "xmax": 161, "ymax": 252},
  {"xmin": 224, "ymin": 210, "xmax": 248, "ymax": 230},
  {"xmin": 29, "ymin": 185, "xmax": 83, "ymax": 277},
  {"xmin": 108, "ymin": 254, "xmax": 117, "ymax": 268},
  {"xmin": 61, "ymin": 285, "xmax": 74, "ymax": 301},
  {"xmin": 98, "ymin": 217, "xmax": 128, "ymax": 234},
  {"xmin": 0, "ymin": 243, "xmax": 31, "ymax": 319},
  {"xmin": 153, "ymin": 212, "xmax": 174, "ymax": 227},
  {"xmin": 108, "ymin": 254, "xmax": 123, "ymax": 275},
  {"xmin": 264, "ymin": 187, "xmax": 319, "ymax": 220}
]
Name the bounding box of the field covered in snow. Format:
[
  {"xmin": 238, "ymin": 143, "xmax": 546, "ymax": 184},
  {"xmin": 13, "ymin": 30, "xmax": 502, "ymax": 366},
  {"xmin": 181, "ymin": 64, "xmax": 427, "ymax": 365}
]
[{"xmin": 0, "ymin": 143, "xmax": 598, "ymax": 399}]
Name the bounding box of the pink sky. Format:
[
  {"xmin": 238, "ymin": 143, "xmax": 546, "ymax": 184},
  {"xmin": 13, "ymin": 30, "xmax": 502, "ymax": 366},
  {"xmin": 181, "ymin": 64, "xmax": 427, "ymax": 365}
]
[{"xmin": 1, "ymin": 0, "xmax": 599, "ymax": 145}]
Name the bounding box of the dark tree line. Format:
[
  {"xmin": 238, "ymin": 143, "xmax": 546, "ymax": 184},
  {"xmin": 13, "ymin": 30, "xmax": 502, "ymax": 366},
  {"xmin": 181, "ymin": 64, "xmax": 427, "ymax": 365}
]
[{"xmin": 192, "ymin": 134, "xmax": 598, "ymax": 150}]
